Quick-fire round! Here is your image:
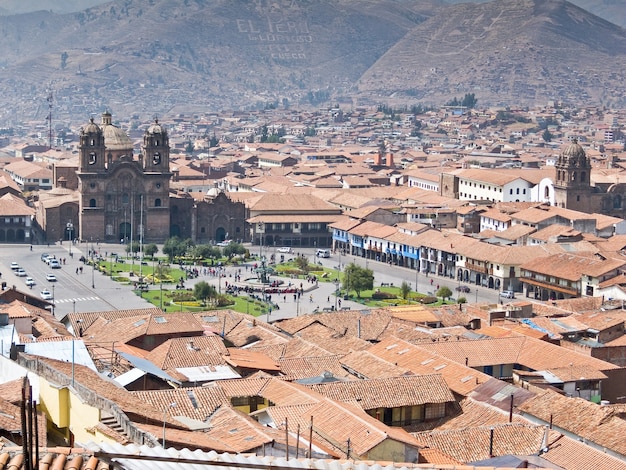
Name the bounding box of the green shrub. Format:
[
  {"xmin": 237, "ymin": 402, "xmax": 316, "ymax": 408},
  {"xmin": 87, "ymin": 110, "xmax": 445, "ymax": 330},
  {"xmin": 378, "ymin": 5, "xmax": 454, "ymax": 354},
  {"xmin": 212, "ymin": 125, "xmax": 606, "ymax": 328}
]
[
  {"xmin": 372, "ymin": 291, "xmax": 397, "ymax": 300},
  {"xmin": 420, "ymin": 295, "xmax": 438, "ymax": 304}
]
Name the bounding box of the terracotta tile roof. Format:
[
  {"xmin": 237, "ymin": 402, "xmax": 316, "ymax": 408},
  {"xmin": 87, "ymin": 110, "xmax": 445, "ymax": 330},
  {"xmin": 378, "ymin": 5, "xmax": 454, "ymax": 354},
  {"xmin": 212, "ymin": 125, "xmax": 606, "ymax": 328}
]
[
  {"xmin": 249, "ymin": 193, "xmax": 341, "ymax": 213},
  {"xmin": 542, "ymin": 434, "xmax": 626, "ymax": 470},
  {"xmin": 574, "ymin": 310, "xmax": 626, "ymax": 331},
  {"xmin": 289, "ymin": 322, "xmax": 371, "ymax": 354},
  {"xmin": 66, "ymin": 308, "xmax": 164, "ymax": 334},
  {"xmin": 0, "ymin": 395, "xmax": 46, "ymax": 445},
  {"xmin": 307, "ymin": 375, "xmax": 454, "ymax": 410},
  {"xmin": 0, "ymin": 193, "xmax": 34, "ymax": 216},
  {"xmin": 247, "ymin": 336, "xmax": 333, "ymax": 361},
  {"xmin": 366, "ymin": 337, "xmax": 492, "ymax": 396},
  {"xmin": 521, "ymin": 251, "xmax": 626, "ymax": 281},
  {"xmin": 218, "ymin": 314, "xmax": 290, "ymax": 347},
  {"xmin": 131, "ymin": 386, "xmax": 229, "ymax": 423},
  {"xmin": 384, "ymin": 305, "xmax": 440, "ymax": 324},
  {"xmin": 518, "ymin": 389, "xmax": 626, "ymax": 456},
  {"xmin": 288, "ymin": 398, "xmax": 423, "ymax": 458},
  {"xmin": 223, "ymin": 348, "xmax": 281, "ymax": 372},
  {"xmin": 277, "ymin": 355, "xmax": 354, "ymax": 380},
  {"xmin": 418, "ymin": 447, "xmax": 463, "ymax": 466},
  {"xmin": 275, "ymin": 310, "xmax": 392, "ymax": 342},
  {"xmin": 349, "ymin": 220, "xmax": 397, "ymax": 238},
  {"xmin": 480, "ymin": 207, "xmax": 513, "ymax": 223},
  {"xmin": 145, "ymin": 334, "xmax": 228, "ymax": 370},
  {"xmin": 420, "ymin": 335, "xmax": 618, "ymax": 372},
  {"xmin": 413, "ymin": 423, "xmax": 555, "ymax": 463},
  {"xmin": 340, "ymin": 349, "xmax": 412, "ymax": 379},
  {"xmin": 328, "ymin": 216, "xmax": 365, "ymax": 231},
  {"xmin": 135, "ymin": 405, "xmax": 282, "ymax": 453},
  {"xmin": 435, "ymin": 397, "xmax": 528, "ymax": 431}
]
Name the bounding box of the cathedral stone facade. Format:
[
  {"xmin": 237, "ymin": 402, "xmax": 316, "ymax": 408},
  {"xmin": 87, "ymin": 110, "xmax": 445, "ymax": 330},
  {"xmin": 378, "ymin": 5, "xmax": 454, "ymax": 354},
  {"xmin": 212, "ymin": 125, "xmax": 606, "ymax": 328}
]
[{"xmin": 77, "ymin": 112, "xmax": 172, "ymax": 243}]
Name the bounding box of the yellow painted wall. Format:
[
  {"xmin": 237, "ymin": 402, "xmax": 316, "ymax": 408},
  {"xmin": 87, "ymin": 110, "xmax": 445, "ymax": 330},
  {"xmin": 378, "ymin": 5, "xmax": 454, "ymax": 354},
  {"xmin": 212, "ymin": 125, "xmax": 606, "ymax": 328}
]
[
  {"xmin": 38, "ymin": 380, "xmax": 69, "ymax": 427},
  {"xmin": 365, "ymin": 439, "xmax": 419, "ymax": 463},
  {"xmin": 37, "ymin": 377, "xmax": 119, "ymax": 445}
]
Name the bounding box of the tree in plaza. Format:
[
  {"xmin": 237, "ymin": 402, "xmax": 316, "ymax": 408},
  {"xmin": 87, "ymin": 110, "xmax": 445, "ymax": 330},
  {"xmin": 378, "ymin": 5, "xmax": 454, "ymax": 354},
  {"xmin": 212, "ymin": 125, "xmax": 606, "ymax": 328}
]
[
  {"xmin": 222, "ymin": 242, "xmax": 246, "ymax": 260},
  {"xmin": 125, "ymin": 241, "xmax": 141, "ymax": 256},
  {"xmin": 436, "ymin": 286, "xmax": 453, "ymax": 301},
  {"xmin": 295, "ymin": 256, "xmax": 310, "ymax": 273},
  {"xmin": 144, "ymin": 243, "xmax": 158, "ymax": 258},
  {"xmin": 400, "ymin": 280, "xmax": 411, "ymax": 300},
  {"xmin": 163, "ymin": 236, "xmax": 194, "ymax": 261},
  {"xmin": 193, "ymin": 244, "xmax": 221, "ymax": 261},
  {"xmin": 343, "ymin": 263, "xmax": 374, "ymax": 298},
  {"xmin": 194, "ymin": 281, "xmax": 217, "ymax": 305}
]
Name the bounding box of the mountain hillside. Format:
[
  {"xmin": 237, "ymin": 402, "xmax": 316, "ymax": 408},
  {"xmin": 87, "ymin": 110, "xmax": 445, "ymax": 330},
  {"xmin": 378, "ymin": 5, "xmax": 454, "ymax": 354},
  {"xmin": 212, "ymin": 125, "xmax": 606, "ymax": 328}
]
[
  {"xmin": 357, "ymin": 0, "xmax": 626, "ymax": 107},
  {"xmin": 0, "ymin": 0, "xmax": 624, "ymax": 123}
]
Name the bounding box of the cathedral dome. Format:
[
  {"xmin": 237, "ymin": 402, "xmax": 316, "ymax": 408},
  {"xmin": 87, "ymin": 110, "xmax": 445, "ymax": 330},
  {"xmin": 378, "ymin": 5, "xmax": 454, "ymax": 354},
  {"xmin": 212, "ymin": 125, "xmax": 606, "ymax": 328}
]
[
  {"xmin": 562, "ymin": 139, "xmax": 586, "ymax": 159},
  {"xmin": 103, "ymin": 124, "xmax": 133, "ymax": 151}
]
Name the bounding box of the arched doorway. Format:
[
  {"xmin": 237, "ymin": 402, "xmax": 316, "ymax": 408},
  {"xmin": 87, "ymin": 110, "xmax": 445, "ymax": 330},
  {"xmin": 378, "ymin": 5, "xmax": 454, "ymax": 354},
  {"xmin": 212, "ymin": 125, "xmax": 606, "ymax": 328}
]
[
  {"xmin": 215, "ymin": 227, "xmax": 227, "ymax": 242},
  {"xmin": 119, "ymin": 222, "xmax": 131, "ymax": 243}
]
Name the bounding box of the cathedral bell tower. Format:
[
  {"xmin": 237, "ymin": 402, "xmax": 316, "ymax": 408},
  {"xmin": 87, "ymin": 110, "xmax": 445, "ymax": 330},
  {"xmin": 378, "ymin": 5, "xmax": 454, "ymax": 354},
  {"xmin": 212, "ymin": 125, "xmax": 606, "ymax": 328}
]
[
  {"xmin": 140, "ymin": 118, "xmax": 172, "ymax": 241},
  {"xmin": 79, "ymin": 118, "xmax": 106, "ymax": 172},
  {"xmin": 553, "ymin": 139, "xmax": 592, "ymax": 213}
]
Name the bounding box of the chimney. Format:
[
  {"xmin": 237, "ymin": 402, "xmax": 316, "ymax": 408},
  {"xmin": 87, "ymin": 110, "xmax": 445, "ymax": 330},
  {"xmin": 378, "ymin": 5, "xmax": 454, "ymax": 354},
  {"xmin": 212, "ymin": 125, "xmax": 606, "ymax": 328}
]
[{"xmin": 387, "ymin": 152, "xmax": 394, "ymax": 168}]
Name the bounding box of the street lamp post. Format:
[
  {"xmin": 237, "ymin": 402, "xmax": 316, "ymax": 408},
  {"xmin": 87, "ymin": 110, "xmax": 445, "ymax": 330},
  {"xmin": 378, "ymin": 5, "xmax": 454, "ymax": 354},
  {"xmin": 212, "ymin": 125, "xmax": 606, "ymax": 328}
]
[
  {"xmin": 66, "ymin": 220, "xmax": 73, "ymax": 256},
  {"xmin": 158, "ymin": 261, "xmax": 163, "ymax": 310},
  {"xmin": 51, "ymin": 284, "xmax": 55, "ymax": 316},
  {"xmin": 334, "ymin": 278, "xmax": 340, "ymax": 311},
  {"xmin": 162, "ymin": 402, "xmax": 176, "ymax": 448},
  {"xmin": 91, "ymin": 259, "xmax": 95, "ymax": 289},
  {"xmin": 415, "ymin": 264, "xmax": 419, "ymax": 301}
]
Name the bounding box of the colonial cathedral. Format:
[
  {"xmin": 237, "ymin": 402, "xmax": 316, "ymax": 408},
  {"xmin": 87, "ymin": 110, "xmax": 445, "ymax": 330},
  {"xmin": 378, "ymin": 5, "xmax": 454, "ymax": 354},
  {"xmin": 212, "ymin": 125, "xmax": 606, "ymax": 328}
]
[
  {"xmin": 36, "ymin": 112, "xmax": 246, "ymax": 245},
  {"xmin": 77, "ymin": 112, "xmax": 171, "ymax": 243}
]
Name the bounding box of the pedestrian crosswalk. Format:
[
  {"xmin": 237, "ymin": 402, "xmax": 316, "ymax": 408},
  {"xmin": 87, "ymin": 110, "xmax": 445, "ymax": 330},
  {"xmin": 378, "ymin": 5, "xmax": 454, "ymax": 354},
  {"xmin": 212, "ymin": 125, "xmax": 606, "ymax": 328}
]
[{"xmin": 53, "ymin": 296, "xmax": 100, "ymax": 304}]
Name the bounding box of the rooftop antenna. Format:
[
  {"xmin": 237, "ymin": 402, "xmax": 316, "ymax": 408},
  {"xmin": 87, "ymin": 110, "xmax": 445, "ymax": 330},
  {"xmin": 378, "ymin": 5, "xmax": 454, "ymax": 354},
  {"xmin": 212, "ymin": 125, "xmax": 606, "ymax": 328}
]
[{"xmin": 46, "ymin": 88, "xmax": 53, "ymax": 149}]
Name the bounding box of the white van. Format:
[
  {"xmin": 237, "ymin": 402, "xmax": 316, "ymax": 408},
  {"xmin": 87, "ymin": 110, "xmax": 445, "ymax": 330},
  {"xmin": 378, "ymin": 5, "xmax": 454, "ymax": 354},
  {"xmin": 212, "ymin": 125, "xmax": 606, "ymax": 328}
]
[
  {"xmin": 316, "ymin": 249, "xmax": 331, "ymax": 258},
  {"xmin": 500, "ymin": 290, "xmax": 515, "ymax": 299}
]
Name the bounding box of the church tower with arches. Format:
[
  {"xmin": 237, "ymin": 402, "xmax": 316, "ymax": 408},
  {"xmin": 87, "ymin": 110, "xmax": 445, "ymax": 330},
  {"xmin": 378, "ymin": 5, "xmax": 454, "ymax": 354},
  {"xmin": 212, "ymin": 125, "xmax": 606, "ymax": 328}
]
[
  {"xmin": 77, "ymin": 112, "xmax": 172, "ymax": 243},
  {"xmin": 553, "ymin": 139, "xmax": 593, "ymax": 213}
]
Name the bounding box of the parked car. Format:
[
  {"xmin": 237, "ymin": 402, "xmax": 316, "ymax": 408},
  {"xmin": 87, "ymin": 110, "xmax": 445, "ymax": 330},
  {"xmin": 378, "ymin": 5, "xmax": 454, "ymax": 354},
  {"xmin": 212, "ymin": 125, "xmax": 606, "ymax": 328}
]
[
  {"xmin": 40, "ymin": 289, "xmax": 53, "ymax": 300},
  {"xmin": 46, "ymin": 273, "xmax": 57, "ymax": 282},
  {"xmin": 49, "ymin": 259, "xmax": 61, "ymax": 269},
  {"xmin": 10, "ymin": 262, "xmax": 19, "ymax": 270},
  {"xmin": 277, "ymin": 247, "xmax": 292, "ymax": 253},
  {"xmin": 41, "ymin": 253, "xmax": 50, "ymax": 262},
  {"xmin": 25, "ymin": 277, "xmax": 35, "ymax": 287},
  {"xmin": 500, "ymin": 290, "xmax": 515, "ymax": 299},
  {"xmin": 16, "ymin": 268, "xmax": 27, "ymax": 277},
  {"xmin": 455, "ymin": 285, "xmax": 470, "ymax": 293}
]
